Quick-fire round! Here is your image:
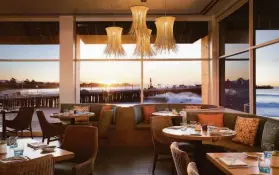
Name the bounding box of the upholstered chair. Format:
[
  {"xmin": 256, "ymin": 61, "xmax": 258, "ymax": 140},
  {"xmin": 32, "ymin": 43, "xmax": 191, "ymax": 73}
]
[
  {"xmin": 187, "ymin": 162, "xmax": 199, "ymax": 175},
  {"xmin": 54, "ymin": 125, "xmax": 98, "ymax": 175},
  {"xmin": 150, "ymin": 116, "xmax": 193, "ymax": 174},
  {"xmin": 170, "ymin": 142, "xmax": 191, "ymax": 175},
  {"xmin": 5, "ymin": 107, "xmax": 34, "ymax": 138},
  {"xmin": 37, "ymin": 110, "xmax": 66, "ymax": 144},
  {"xmin": 0, "ymin": 155, "xmax": 54, "ymax": 175}
]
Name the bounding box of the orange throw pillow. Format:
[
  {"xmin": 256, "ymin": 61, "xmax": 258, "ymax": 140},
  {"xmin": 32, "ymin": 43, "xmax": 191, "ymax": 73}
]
[
  {"xmin": 143, "ymin": 105, "xmax": 155, "ymax": 123},
  {"xmin": 232, "ymin": 116, "xmax": 260, "ymax": 146},
  {"xmin": 100, "ymin": 105, "xmax": 112, "ymax": 118},
  {"xmin": 197, "ymin": 113, "xmax": 224, "ymax": 127}
]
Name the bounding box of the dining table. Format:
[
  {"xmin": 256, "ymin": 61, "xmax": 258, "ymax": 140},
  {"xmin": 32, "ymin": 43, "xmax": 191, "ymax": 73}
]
[
  {"xmin": 1, "ymin": 109, "xmax": 19, "ymax": 139},
  {"xmin": 207, "ymin": 152, "xmax": 279, "ymax": 175},
  {"xmin": 50, "ymin": 112, "xmax": 95, "ymax": 125},
  {"xmin": 163, "ymin": 126, "xmax": 236, "ymax": 174},
  {"xmin": 152, "ymin": 111, "xmax": 181, "ymax": 117},
  {"xmin": 0, "ymin": 138, "xmax": 74, "ymax": 162}
]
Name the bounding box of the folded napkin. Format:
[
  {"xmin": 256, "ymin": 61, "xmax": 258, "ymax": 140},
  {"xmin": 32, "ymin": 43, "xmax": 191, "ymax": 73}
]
[
  {"xmin": 219, "ymin": 157, "xmax": 248, "ymax": 168},
  {"xmin": 27, "ymin": 142, "xmax": 48, "ymax": 149},
  {"xmin": 1, "ymin": 156, "xmax": 29, "ymax": 163},
  {"xmin": 168, "ymin": 126, "xmax": 184, "ymax": 130}
]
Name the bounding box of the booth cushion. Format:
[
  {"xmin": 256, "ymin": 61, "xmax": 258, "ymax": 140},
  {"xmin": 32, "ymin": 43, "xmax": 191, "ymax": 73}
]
[
  {"xmin": 261, "ymin": 119, "xmax": 279, "ymax": 151},
  {"xmin": 143, "ymin": 105, "xmax": 155, "ymax": 123},
  {"xmin": 198, "ymin": 113, "xmax": 224, "ymax": 127},
  {"xmin": 205, "ymin": 140, "xmax": 261, "ymax": 152}
]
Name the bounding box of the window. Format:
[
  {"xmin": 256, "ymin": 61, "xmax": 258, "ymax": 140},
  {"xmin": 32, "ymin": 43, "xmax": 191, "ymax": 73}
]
[
  {"xmin": 143, "ymin": 61, "xmax": 202, "ymax": 104},
  {"xmin": 220, "ymin": 52, "xmax": 249, "ymax": 112},
  {"xmin": 77, "ymin": 21, "xmax": 209, "ymax": 104},
  {"xmin": 0, "ymin": 22, "xmax": 59, "ymax": 111},
  {"xmin": 256, "ymin": 44, "xmax": 279, "ymax": 117}
]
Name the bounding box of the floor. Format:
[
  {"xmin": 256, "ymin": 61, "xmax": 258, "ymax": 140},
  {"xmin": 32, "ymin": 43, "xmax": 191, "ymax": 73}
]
[{"xmin": 94, "ymin": 147, "xmax": 172, "ymax": 175}]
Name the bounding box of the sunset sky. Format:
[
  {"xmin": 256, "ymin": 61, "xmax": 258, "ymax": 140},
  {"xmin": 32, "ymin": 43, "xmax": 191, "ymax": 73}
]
[{"xmin": 0, "ymin": 30, "xmax": 278, "ymax": 86}]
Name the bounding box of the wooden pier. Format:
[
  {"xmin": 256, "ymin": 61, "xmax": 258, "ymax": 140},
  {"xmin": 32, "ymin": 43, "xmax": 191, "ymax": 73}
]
[{"xmin": 0, "ymin": 87, "xmax": 201, "ymax": 109}]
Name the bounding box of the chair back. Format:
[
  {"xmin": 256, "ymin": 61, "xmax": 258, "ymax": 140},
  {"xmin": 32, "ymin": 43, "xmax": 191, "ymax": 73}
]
[
  {"xmin": 150, "ymin": 116, "xmax": 173, "ymax": 146},
  {"xmin": 0, "ymin": 155, "xmax": 54, "ymax": 175},
  {"xmin": 98, "ymin": 110, "xmax": 113, "ymax": 138},
  {"xmin": 170, "ymin": 142, "xmax": 190, "ymax": 175},
  {"xmin": 187, "ymin": 162, "xmax": 199, "ymax": 175},
  {"xmin": 61, "ymin": 125, "xmax": 98, "ymax": 163},
  {"xmin": 36, "ymin": 110, "xmax": 50, "ymax": 134},
  {"xmin": 12, "ymin": 107, "xmax": 34, "ymax": 130}
]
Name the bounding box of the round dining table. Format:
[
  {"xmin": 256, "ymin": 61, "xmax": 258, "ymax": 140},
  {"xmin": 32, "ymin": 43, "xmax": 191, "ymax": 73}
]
[
  {"xmin": 163, "ymin": 126, "xmax": 236, "ymax": 174},
  {"xmin": 50, "ymin": 112, "xmax": 95, "ymax": 125}
]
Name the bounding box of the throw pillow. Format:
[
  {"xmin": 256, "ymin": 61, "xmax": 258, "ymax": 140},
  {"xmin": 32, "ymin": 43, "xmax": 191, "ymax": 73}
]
[
  {"xmin": 185, "ymin": 105, "xmax": 202, "ymax": 109},
  {"xmin": 143, "ymin": 105, "xmax": 155, "ymax": 123},
  {"xmin": 233, "ymin": 116, "xmax": 260, "ymax": 146},
  {"xmin": 197, "ymin": 113, "xmax": 224, "ymax": 127},
  {"xmin": 100, "ymin": 105, "xmax": 112, "ymax": 118},
  {"xmin": 261, "ymin": 119, "xmax": 279, "ymax": 151},
  {"xmin": 73, "ymin": 106, "xmax": 90, "ymax": 112}
]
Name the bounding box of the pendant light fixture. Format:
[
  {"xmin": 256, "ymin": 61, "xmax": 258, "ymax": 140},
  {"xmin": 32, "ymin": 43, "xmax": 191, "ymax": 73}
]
[
  {"xmin": 129, "ymin": 5, "xmax": 150, "ymax": 38},
  {"xmin": 154, "ymin": 16, "xmax": 177, "ymax": 53},
  {"xmin": 134, "ymin": 29, "xmax": 154, "ymax": 57},
  {"xmin": 104, "ymin": 27, "xmax": 126, "ymax": 57}
]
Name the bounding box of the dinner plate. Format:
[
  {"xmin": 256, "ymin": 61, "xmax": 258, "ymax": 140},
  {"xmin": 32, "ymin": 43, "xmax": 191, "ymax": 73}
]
[{"xmin": 243, "ymin": 152, "xmax": 263, "ymax": 159}]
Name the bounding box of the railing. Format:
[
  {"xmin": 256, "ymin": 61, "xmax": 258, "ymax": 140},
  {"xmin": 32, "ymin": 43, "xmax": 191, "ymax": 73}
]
[{"xmin": 0, "ymin": 87, "xmax": 201, "ymax": 109}]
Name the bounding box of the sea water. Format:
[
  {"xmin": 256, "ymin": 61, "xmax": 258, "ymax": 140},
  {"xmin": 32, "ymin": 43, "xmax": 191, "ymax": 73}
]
[{"xmin": 256, "ymin": 87, "xmax": 279, "ymax": 117}]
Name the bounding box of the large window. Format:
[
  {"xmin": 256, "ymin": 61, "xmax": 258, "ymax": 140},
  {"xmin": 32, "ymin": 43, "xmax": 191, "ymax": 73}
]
[
  {"xmin": 77, "ymin": 21, "xmax": 209, "ymax": 104},
  {"xmin": 0, "ymin": 22, "xmax": 59, "ymax": 110}
]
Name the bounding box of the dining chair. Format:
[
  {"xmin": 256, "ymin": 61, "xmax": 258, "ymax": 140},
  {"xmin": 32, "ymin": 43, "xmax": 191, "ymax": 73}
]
[
  {"xmin": 54, "ymin": 125, "xmax": 98, "ymax": 175},
  {"xmin": 150, "ymin": 116, "xmax": 193, "ymax": 175},
  {"xmin": 170, "ymin": 142, "xmax": 191, "ymax": 175},
  {"xmin": 97, "ymin": 109, "xmax": 113, "ymax": 142},
  {"xmin": 0, "ymin": 155, "xmax": 54, "ymax": 175},
  {"xmin": 37, "ymin": 110, "xmax": 66, "ymax": 144},
  {"xmin": 187, "ymin": 162, "xmax": 199, "ymax": 175},
  {"xmin": 5, "ymin": 107, "xmax": 34, "ymax": 138}
]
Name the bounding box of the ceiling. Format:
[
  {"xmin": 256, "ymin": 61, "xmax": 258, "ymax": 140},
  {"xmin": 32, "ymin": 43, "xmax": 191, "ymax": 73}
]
[{"xmin": 0, "ymin": 0, "xmax": 218, "ymax": 15}]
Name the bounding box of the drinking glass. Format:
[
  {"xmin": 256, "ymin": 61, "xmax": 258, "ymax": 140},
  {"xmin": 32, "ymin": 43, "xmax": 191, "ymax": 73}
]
[
  {"xmin": 13, "ymin": 143, "xmax": 24, "ymax": 156},
  {"xmin": 165, "ymin": 108, "xmax": 169, "ymax": 112},
  {"xmin": 258, "ymin": 151, "xmax": 272, "ymax": 173}
]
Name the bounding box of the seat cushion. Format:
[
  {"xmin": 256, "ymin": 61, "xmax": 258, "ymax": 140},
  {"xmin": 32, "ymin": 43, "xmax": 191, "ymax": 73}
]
[
  {"xmin": 197, "ymin": 113, "xmax": 224, "ymax": 127},
  {"xmin": 54, "ymin": 161, "xmax": 76, "ymax": 175},
  {"xmin": 135, "ymin": 122, "xmax": 150, "ymax": 130},
  {"xmin": 204, "ymin": 140, "xmax": 261, "ymax": 152},
  {"xmin": 232, "ymin": 116, "xmax": 260, "ymax": 146},
  {"xmin": 100, "ymin": 105, "xmax": 112, "ymax": 118},
  {"xmin": 142, "ymin": 105, "xmax": 155, "ymax": 123},
  {"xmin": 261, "ymin": 119, "xmax": 279, "ymax": 151}
]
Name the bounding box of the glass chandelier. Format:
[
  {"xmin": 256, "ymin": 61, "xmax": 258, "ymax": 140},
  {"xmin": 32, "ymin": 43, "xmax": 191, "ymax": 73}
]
[
  {"xmin": 129, "ymin": 6, "xmax": 150, "ymax": 38},
  {"xmin": 104, "ymin": 27, "xmax": 126, "ymax": 57},
  {"xmin": 134, "ymin": 29, "xmax": 154, "ymax": 57},
  {"xmin": 154, "ymin": 16, "xmax": 177, "ymax": 54}
]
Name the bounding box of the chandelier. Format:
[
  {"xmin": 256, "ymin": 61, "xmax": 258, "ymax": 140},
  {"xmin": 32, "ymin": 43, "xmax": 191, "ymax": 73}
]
[
  {"xmin": 134, "ymin": 29, "xmax": 154, "ymax": 57},
  {"xmin": 154, "ymin": 16, "xmax": 177, "ymax": 54},
  {"xmin": 129, "ymin": 6, "xmax": 150, "ymax": 38},
  {"xmin": 104, "ymin": 27, "xmax": 126, "ymax": 57}
]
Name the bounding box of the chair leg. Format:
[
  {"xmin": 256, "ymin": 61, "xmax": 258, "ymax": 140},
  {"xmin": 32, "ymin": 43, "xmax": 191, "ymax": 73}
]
[
  {"xmin": 42, "ymin": 136, "xmax": 45, "ymax": 143},
  {"xmin": 21, "ymin": 130, "xmax": 23, "ymax": 138},
  {"xmin": 47, "ymin": 137, "xmax": 50, "ymax": 144},
  {"xmin": 152, "ymin": 154, "xmax": 158, "ymax": 175}
]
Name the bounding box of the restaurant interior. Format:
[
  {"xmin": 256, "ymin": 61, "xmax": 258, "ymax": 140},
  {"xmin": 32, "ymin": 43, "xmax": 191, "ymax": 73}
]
[{"xmin": 0, "ymin": 0, "xmax": 279, "ymax": 175}]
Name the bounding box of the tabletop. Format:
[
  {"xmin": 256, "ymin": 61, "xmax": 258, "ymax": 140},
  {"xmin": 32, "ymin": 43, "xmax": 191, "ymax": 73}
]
[
  {"xmin": 0, "ymin": 139, "xmax": 74, "ymax": 162},
  {"xmin": 162, "ymin": 126, "xmax": 236, "ymax": 141},
  {"xmin": 50, "ymin": 112, "xmax": 95, "ymax": 119},
  {"xmin": 207, "ymin": 152, "xmax": 279, "ymax": 175}
]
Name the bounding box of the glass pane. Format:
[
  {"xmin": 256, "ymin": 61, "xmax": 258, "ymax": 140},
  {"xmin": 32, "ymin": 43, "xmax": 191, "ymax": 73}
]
[
  {"xmin": 254, "ymin": 0, "xmax": 279, "ymax": 45},
  {"xmin": 80, "ymin": 62, "xmax": 141, "ymax": 104},
  {"xmin": 0, "ymin": 62, "xmax": 59, "ymax": 108},
  {"xmin": 219, "ymin": 3, "xmax": 249, "ymax": 56},
  {"xmin": 220, "ymin": 52, "xmax": 249, "ymax": 112},
  {"xmin": 0, "ymin": 22, "xmax": 59, "ymax": 59},
  {"xmin": 143, "ymin": 61, "xmax": 202, "ymax": 104},
  {"xmin": 256, "ymin": 44, "xmax": 279, "ymax": 117}
]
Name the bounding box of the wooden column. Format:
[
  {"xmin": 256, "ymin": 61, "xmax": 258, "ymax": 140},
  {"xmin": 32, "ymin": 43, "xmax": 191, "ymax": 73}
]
[
  {"xmin": 249, "ymin": 0, "xmax": 255, "ymax": 114},
  {"xmin": 59, "ymin": 16, "xmax": 77, "ymax": 104},
  {"xmin": 201, "ymin": 36, "xmax": 210, "ymax": 104}
]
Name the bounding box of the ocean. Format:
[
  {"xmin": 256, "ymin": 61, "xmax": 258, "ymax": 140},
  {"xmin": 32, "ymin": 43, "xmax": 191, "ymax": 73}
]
[{"xmin": 256, "ymin": 87, "xmax": 279, "ymax": 117}]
